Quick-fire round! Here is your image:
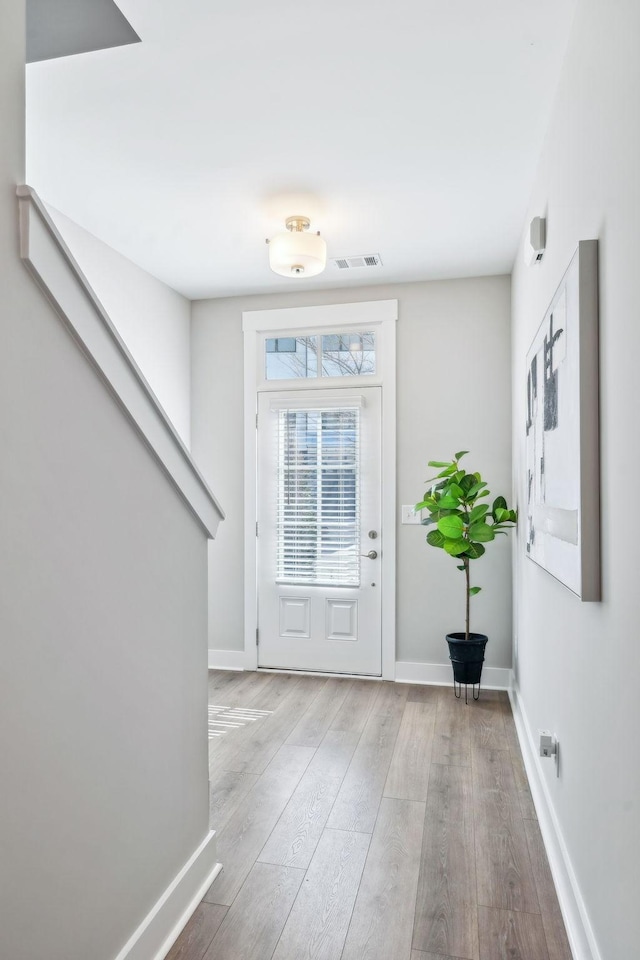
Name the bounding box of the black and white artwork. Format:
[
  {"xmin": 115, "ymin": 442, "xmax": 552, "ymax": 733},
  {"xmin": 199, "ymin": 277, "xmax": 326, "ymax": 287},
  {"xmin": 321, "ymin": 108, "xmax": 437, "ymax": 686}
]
[{"xmin": 525, "ymin": 240, "xmax": 601, "ymax": 600}]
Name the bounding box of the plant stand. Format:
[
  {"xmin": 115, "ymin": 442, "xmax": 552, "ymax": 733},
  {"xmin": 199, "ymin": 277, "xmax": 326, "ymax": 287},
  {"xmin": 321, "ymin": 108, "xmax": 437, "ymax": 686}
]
[
  {"xmin": 446, "ymin": 632, "xmax": 488, "ymax": 704},
  {"xmin": 453, "ymin": 678, "xmax": 481, "ymax": 704}
]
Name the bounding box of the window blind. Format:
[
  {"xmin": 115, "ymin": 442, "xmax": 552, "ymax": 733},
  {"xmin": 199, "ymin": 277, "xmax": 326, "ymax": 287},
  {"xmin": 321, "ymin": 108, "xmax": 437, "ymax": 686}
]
[{"xmin": 277, "ymin": 408, "xmax": 360, "ymax": 585}]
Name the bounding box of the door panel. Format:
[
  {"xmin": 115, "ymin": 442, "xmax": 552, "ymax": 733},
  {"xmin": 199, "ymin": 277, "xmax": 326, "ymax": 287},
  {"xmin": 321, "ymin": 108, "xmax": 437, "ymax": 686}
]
[{"xmin": 257, "ymin": 387, "xmax": 381, "ymax": 675}]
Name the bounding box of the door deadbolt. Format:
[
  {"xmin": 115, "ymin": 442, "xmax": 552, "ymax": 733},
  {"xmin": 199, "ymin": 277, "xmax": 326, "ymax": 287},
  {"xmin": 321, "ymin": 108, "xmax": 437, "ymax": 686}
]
[
  {"xmin": 368, "ymin": 530, "xmax": 378, "ymax": 539},
  {"xmin": 361, "ymin": 549, "xmax": 378, "ymax": 560}
]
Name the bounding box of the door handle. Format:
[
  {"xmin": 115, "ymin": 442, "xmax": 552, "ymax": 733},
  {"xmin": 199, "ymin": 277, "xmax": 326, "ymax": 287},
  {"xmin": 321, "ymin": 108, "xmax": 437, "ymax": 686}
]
[{"xmin": 361, "ymin": 550, "xmax": 378, "ymax": 560}]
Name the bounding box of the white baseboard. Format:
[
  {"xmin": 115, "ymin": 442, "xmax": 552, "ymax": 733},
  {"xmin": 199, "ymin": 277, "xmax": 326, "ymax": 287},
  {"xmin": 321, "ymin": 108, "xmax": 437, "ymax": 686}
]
[
  {"xmin": 509, "ymin": 682, "xmax": 601, "ymax": 960},
  {"xmin": 113, "ymin": 830, "xmax": 221, "ymax": 960},
  {"xmin": 395, "ymin": 660, "xmax": 511, "ymax": 690},
  {"xmin": 208, "ymin": 652, "xmax": 511, "ymax": 687},
  {"xmin": 208, "ymin": 649, "xmax": 244, "ymax": 671}
]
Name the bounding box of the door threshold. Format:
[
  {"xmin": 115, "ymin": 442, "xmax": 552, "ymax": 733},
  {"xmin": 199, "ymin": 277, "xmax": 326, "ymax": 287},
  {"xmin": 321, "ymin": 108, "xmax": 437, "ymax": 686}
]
[{"xmin": 257, "ymin": 667, "xmax": 382, "ymax": 681}]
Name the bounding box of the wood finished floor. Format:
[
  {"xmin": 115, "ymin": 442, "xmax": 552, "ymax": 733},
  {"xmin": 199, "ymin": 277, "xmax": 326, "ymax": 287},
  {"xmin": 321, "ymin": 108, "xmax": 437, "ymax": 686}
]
[{"xmin": 168, "ymin": 671, "xmax": 573, "ymax": 960}]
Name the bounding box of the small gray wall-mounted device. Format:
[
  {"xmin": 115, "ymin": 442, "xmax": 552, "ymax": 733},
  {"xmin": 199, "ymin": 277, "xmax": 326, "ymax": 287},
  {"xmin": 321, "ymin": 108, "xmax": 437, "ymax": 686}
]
[
  {"xmin": 525, "ymin": 216, "xmax": 546, "ymax": 265},
  {"xmin": 539, "ymin": 730, "xmax": 557, "ymax": 758}
]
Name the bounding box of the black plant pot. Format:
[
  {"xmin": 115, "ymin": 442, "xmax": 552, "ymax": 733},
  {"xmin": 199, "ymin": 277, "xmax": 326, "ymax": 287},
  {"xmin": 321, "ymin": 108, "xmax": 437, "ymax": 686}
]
[{"xmin": 446, "ymin": 632, "xmax": 488, "ymax": 701}]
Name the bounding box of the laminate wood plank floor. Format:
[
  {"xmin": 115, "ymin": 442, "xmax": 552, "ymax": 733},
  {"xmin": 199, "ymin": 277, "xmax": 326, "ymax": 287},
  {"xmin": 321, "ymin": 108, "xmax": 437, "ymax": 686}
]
[
  {"xmin": 204, "ymin": 744, "xmax": 315, "ymax": 906},
  {"xmin": 203, "ymin": 862, "xmax": 305, "ymax": 960},
  {"xmin": 165, "ymin": 903, "xmax": 227, "ymax": 960},
  {"xmin": 384, "ymin": 700, "xmax": 436, "ymax": 802},
  {"xmin": 477, "ymin": 905, "xmax": 550, "ymax": 960},
  {"xmin": 472, "ymin": 748, "xmax": 541, "ymax": 915},
  {"xmin": 326, "ymin": 706, "xmax": 405, "ymax": 833},
  {"xmin": 285, "ymin": 678, "xmax": 354, "ymax": 748},
  {"xmin": 412, "ymin": 763, "xmax": 479, "ymax": 959},
  {"xmin": 209, "ymin": 769, "xmax": 260, "ymax": 834},
  {"xmin": 272, "ymin": 828, "xmax": 371, "ymax": 960},
  {"xmin": 411, "ymin": 952, "xmax": 458, "ymax": 960},
  {"xmin": 258, "ymin": 729, "xmax": 361, "ymax": 869},
  {"xmin": 432, "ymin": 684, "xmax": 472, "ymax": 766},
  {"xmin": 341, "ymin": 796, "xmax": 425, "ymax": 960},
  {"xmin": 523, "ymin": 819, "xmax": 573, "ymax": 960},
  {"xmin": 222, "ymin": 676, "xmax": 328, "ymax": 775},
  {"xmin": 168, "ymin": 671, "xmax": 572, "ymax": 960}
]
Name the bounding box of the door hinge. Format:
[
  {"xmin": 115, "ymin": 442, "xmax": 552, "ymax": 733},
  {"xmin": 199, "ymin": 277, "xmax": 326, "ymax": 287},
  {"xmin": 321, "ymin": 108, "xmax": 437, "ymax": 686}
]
[
  {"xmin": 255, "ymin": 627, "xmax": 259, "ymax": 645},
  {"xmin": 256, "ymin": 521, "xmax": 259, "ymax": 537}
]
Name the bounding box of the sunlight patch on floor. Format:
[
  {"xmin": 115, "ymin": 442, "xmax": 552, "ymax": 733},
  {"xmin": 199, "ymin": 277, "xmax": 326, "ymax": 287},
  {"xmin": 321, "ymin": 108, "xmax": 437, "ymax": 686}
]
[{"xmin": 208, "ymin": 704, "xmax": 273, "ymax": 739}]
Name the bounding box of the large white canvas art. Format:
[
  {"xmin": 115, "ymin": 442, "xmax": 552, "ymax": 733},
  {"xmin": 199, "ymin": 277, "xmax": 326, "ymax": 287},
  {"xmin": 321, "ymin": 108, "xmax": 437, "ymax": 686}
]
[{"xmin": 525, "ymin": 240, "xmax": 600, "ymax": 600}]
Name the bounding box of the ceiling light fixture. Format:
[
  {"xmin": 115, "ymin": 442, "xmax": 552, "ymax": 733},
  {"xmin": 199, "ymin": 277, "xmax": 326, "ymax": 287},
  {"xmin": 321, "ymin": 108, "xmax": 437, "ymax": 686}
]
[{"xmin": 266, "ymin": 216, "xmax": 327, "ymax": 278}]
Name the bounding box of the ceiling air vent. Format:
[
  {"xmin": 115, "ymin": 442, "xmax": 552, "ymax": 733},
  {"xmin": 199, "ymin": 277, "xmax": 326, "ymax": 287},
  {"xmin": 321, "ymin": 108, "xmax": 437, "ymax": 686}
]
[{"xmin": 331, "ymin": 254, "xmax": 383, "ymax": 270}]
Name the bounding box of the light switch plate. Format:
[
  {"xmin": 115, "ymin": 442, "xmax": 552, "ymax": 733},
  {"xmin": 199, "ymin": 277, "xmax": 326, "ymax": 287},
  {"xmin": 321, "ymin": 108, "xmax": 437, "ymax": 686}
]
[{"xmin": 402, "ymin": 504, "xmax": 422, "ymax": 524}]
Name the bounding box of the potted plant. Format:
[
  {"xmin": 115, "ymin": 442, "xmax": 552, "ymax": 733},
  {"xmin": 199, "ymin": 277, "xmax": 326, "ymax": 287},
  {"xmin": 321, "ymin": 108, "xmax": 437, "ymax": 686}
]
[{"xmin": 415, "ymin": 451, "xmax": 517, "ymax": 701}]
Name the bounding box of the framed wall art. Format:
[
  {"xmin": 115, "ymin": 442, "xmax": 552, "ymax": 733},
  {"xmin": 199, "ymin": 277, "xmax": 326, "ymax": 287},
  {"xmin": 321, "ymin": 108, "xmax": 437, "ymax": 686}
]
[{"xmin": 525, "ymin": 239, "xmax": 600, "ymax": 600}]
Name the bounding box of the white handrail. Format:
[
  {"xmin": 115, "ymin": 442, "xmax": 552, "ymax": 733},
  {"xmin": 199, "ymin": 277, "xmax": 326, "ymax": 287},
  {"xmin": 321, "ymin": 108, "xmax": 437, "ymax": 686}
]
[{"xmin": 17, "ymin": 185, "xmax": 224, "ymax": 539}]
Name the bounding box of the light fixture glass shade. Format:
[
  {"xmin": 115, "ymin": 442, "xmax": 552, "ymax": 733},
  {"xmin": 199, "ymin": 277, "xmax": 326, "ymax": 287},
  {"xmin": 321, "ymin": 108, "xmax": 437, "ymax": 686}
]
[{"xmin": 269, "ymin": 230, "xmax": 327, "ymax": 278}]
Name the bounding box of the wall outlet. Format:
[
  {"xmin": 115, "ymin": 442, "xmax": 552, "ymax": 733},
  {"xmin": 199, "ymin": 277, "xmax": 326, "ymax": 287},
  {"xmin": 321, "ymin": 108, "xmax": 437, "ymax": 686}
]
[
  {"xmin": 539, "ymin": 729, "xmax": 560, "ymax": 776},
  {"xmin": 539, "ymin": 730, "xmax": 556, "ymax": 758},
  {"xmin": 401, "ymin": 504, "xmax": 422, "ymax": 525}
]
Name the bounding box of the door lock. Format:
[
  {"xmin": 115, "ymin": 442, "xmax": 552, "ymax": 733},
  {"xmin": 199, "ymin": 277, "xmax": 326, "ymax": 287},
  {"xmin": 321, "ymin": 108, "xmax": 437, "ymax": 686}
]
[
  {"xmin": 361, "ymin": 549, "xmax": 378, "ymax": 560},
  {"xmin": 368, "ymin": 530, "xmax": 378, "ymax": 539}
]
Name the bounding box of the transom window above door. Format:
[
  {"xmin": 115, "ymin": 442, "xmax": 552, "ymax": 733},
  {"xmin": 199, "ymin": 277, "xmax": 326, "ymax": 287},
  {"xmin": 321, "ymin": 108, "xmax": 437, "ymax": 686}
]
[{"xmin": 265, "ymin": 331, "xmax": 376, "ymax": 381}]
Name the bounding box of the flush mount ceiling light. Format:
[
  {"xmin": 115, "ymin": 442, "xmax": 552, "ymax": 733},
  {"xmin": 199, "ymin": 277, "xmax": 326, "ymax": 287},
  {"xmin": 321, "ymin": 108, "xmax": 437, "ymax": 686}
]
[{"xmin": 266, "ymin": 216, "xmax": 327, "ymax": 278}]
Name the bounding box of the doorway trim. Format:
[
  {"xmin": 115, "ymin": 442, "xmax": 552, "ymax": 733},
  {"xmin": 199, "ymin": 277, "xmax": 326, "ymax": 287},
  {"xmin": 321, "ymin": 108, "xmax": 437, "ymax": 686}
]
[{"xmin": 242, "ymin": 299, "xmax": 398, "ymax": 679}]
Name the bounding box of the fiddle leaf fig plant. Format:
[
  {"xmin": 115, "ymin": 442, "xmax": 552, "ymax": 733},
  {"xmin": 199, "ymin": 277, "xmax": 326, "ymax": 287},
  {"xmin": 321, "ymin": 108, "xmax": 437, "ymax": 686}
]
[{"xmin": 415, "ymin": 451, "xmax": 517, "ymax": 640}]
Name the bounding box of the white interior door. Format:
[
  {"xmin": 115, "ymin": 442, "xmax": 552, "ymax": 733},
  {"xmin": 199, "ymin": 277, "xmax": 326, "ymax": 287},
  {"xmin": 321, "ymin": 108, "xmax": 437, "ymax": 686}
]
[{"xmin": 257, "ymin": 387, "xmax": 382, "ymax": 675}]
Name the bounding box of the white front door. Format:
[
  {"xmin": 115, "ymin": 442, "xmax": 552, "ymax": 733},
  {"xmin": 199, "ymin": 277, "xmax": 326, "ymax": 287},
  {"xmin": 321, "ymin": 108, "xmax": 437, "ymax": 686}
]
[{"xmin": 257, "ymin": 387, "xmax": 382, "ymax": 675}]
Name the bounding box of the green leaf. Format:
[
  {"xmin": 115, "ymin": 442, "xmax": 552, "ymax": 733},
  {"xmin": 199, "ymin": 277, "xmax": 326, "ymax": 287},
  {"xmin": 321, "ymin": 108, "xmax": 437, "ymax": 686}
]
[
  {"xmin": 426, "ymin": 529, "xmax": 446, "ymax": 548},
  {"xmin": 494, "ymin": 507, "xmax": 510, "ymax": 522},
  {"xmin": 492, "ymin": 496, "xmax": 507, "ymax": 514},
  {"xmin": 465, "ymin": 542, "xmax": 486, "ymax": 560},
  {"xmin": 416, "ymin": 499, "xmax": 437, "ymax": 512},
  {"xmin": 459, "ymin": 474, "xmax": 477, "ymax": 494},
  {"xmin": 448, "ymin": 483, "xmax": 464, "ymax": 499},
  {"xmin": 454, "ymin": 450, "xmax": 469, "ymax": 460},
  {"xmin": 437, "ymin": 514, "xmax": 464, "ymax": 539},
  {"xmin": 444, "ymin": 538, "xmax": 470, "ymax": 556},
  {"xmin": 436, "ymin": 465, "xmax": 457, "ymax": 478},
  {"xmin": 436, "ymin": 495, "xmax": 461, "ymax": 510},
  {"xmin": 492, "ymin": 517, "xmax": 517, "ymax": 530},
  {"xmin": 469, "ymin": 503, "xmax": 489, "ymax": 523},
  {"xmin": 466, "ymin": 480, "xmax": 488, "ymax": 499},
  {"xmin": 469, "ymin": 522, "xmax": 496, "ymax": 542},
  {"xmin": 456, "ymin": 564, "xmax": 466, "ymax": 571},
  {"xmin": 469, "ymin": 586, "xmax": 482, "ymax": 596},
  {"xmin": 427, "ymin": 460, "xmax": 451, "ymax": 468}
]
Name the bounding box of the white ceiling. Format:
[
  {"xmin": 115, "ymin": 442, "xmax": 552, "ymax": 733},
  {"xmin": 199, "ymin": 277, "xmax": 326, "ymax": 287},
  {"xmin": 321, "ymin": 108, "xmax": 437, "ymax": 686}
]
[{"xmin": 26, "ymin": 0, "xmax": 577, "ymax": 300}]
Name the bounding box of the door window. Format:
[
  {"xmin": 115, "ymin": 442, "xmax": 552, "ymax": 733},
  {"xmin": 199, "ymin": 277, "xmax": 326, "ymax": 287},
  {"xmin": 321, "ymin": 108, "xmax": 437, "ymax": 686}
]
[{"xmin": 277, "ymin": 407, "xmax": 360, "ymax": 585}]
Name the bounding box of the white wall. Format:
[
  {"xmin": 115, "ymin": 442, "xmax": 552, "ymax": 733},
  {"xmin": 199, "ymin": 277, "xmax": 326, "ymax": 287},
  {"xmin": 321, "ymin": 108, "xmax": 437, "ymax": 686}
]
[
  {"xmin": 0, "ymin": 7, "xmax": 211, "ymax": 958},
  {"xmin": 191, "ymin": 276, "xmax": 512, "ymax": 669},
  {"xmin": 45, "ymin": 206, "xmax": 192, "ymax": 445},
  {"xmin": 511, "ymin": 1, "xmax": 640, "ymax": 957}
]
